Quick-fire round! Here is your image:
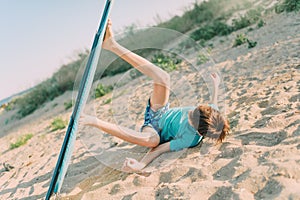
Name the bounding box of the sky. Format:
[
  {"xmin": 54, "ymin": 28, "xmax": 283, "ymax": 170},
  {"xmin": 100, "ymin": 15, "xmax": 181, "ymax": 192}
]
[{"xmin": 0, "ymin": 0, "xmax": 198, "ymax": 100}]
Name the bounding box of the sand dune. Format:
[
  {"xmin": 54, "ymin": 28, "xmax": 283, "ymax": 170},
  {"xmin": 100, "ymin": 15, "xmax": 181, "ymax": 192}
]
[{"xmin": 0, "ymin": 9, "xmax": 299, "ymax": 200}]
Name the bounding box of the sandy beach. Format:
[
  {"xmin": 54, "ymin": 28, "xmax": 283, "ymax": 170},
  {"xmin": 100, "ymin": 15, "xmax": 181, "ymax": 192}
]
[{"xmin": 0, "ymin": 5, "xmax": 299, "ymax": 200}]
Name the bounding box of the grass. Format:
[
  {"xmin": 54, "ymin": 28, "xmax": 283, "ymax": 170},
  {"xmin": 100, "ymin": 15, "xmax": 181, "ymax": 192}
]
[
  {"xmin": 10, "ymin": 133, "xmax": 33, "ymax": 150},
  {"xmin": 103, "ymin": 98, "xmax": 112, "ymax": 105},
  {"xmin": 151, "ymin": 52, "xmax": 182, "ymax": 72},
  {"xmin": 197, "ymin": 53, "xmax": 209, "ymax": 65},
  {"xmin": 157, "ymin": 0, "xmax": 225, "ymax": 33},
  {"xmin": 95, "ymin": 84, "xmax": 113, "ymax": 99},
  {"xmin": 275, "ymin": 0, "xmax": 300, "ymax": 13},
  {"xmin": 232, "ymin": 33, "xmax": 257, "ymax": 49},
  {"xmin": 233, "ymin": 33, "xmax": 257, "ymax": 48},
  {"xmin": 191, "ymin": 21, "xmax": 233, "ymax": 42},
  {"xmin": 51, "ymin": 117, "xmax": 67, "ymax": 131},
  {"xmin": 232, "ymin": 7, "xmax": 263, "ymax": 30},
  {"xmin": 64, "ymin": 100, "xmax": 73, "ymax": 110},
  {"xmin": 257, "ymin": 19, "xmax": 265, "ymax": 28},
  {"xmin": 233, "ymin": 34, "xmax": 248, "ymax": 47}
]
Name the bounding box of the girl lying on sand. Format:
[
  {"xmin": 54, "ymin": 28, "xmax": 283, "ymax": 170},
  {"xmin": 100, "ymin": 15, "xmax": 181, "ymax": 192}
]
[{"xmin": 80, "ymin": 20, "xmax": 230, "ymax": 172}]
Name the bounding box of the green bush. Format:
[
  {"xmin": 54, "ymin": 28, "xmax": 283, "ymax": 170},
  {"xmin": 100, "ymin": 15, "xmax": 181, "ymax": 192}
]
[
  {"xmin": 4, "ymin": 103, "xmax": 14, "ymax": 111},
  {"xmin": 212, "ymin": 21, "xmax": 233, "ymax": 36},
  {"xmin": 95, "ymin": 84, "xmax": 113, "ymax": 98},
  {"xmin": 233, "ymin": 34, "xmax": 248, "ymax": 47},
  {"xmin": 257, "ymin": 19, "xmax": 265, "ymax": 28},
  {"xmin": 51, "ymin": 117, "xmax": 67, "ymax": 131},
  {"xmin": 191, "ymin": 21, "xmax": 233, "ymax": 42},
  {"xmin": 157, "ymin": 0, "xmax": 233, "ymax": 33},
  {"xmin": 285, "ymin": 0, "xmax": 300, "ymax": 12},
  {"xmin": 233, "ymin": 34, "xmax": 257, "ymax": 48},
  {"xmin": 247, "ymin": 39, "xmax": 257, "ymax": 48},
  {"xmin": 232, "ymin": 8, "xmax": 262, "ymax": 30},
  {"xmin": 10, "ymin": 133, "xmax": 33, "ymax": 149},
  {"xmin": 197, "ymin": 53, "xmax": 209, "ymax": 65},
  {"xmin": 103, "ymin": 98, "xmax": 112, "ymax": 105},
  {"xmin": 151, "ymin": 53, "xmax": 182, "ymax": 72},
  {"xmin": 275, "ymin": 0, "xmax": 300, "ymax": 13},
  {"xmin": 191, "ymin": 26, "xmax": 216, "ymax": 41},
  {"xmin": 64, "ymin": 101, "xmax": 73, "ymax": 110},
  {"xmin": 247, "ymin": 27, "xmax": 255, "ymax": 32},
  {"xmin": 232, "ymin": 16, "xmax": 251, "ymax": 30},
  {"xmin": 15, "ymin": 79, "xmax": 61, "ymax": 118}
]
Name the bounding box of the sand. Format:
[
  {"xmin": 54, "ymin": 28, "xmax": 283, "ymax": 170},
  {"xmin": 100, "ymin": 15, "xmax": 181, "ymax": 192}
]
[{"xmin": 0, "ymin": 8, "xmax": 299, "ymax": 200}]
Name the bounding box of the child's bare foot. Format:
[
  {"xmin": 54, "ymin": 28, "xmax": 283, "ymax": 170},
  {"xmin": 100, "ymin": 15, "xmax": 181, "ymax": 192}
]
[{"xmin": 102, "ymin": 19, "xmax": 116, "ymax": 51}]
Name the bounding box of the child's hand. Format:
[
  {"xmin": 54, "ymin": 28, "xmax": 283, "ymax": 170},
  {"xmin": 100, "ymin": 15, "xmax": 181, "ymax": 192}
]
[
  {"xmin": 210, "ymin": 72, "xmax": 220, "ymax": 87},
  {"xmin": 122, "ymin": 158, "xmax": 145, "ymax": 172},
  {"xmin": 79, "ymin": 113, "xmax": 98, "ymax": 126}
]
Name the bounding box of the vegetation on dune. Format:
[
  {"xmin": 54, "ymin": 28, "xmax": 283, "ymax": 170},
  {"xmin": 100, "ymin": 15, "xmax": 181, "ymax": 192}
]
[
  {"xmin": 10, "ymin": 133, "xmax": 33, "ymax": 150},
  {"xmin": 64, "ymin": 100, "xmax": 73, "ymax": 110},
  {"xmin": 51, "ymin": 117, "xmax": 67, "ymax": 131},
  {"xmin": 233, "ymin": 33, "xmax": 257, "ymax": 48},
  {"xmin": 233, "ymin": 34, "xmax": 248, "ymax": 47},
  {"xmin": 94, "ymin": 84, "xmax": 113, "ymax": 98},
  {"xmin": 275, "ymin": 0, "xmax": 300, "ymax": 13},
  {"xmin": 151, "ymin": 53, "xmax": 182, "ymax": 72},
  {"xmin": 191, "ymin": 21, "xmax": 233, "ymax": 42},
  {"xmin": 5, "ymin": 0, "xmax": 297, "ymax": 119},
  {"xmin": 232, "ymin": 7, "xmax": 263, "ymax": 30},
  {"xmin": 197, "ymin": 53, "xmax": 209, "ymax": 65},
  {"xmin": 157, "ymin": 0, "xmax": 234, "ymax": 33},
  {"xmin": 190, "ymin": 7, "xmax": 263, "ymax": 44},
  {"xmin": 257, "ymin": 19, "xmax": 265, "ymax": 28}
]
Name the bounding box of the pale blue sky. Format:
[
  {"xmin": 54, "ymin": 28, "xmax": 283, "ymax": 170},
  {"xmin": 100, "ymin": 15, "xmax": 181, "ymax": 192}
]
[{"xmin": 0, "ymin": 0, "xmax": 198, "ymax": 100}]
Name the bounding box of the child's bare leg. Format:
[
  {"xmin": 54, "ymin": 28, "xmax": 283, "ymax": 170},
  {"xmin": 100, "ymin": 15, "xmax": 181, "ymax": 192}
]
[
  {"xmin": 83, "ymin": 20, "xmax": 169, "ymax": 145},
  {"xmin": 80, "ymin": 114, "xmax": 159, "ymax": 148},
  {"xmin": 103, "ymin": 21, "xmax": 170, "ymax": 111},
  {"xmin": 111, "ymin": 44, "xmax": 170, "ymax": 110}
]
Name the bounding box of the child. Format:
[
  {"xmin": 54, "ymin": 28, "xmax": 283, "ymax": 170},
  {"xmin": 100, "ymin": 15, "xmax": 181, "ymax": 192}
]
[{"xmin": 80, "ymin": 20, "xmax": 230, "ymax": 172}]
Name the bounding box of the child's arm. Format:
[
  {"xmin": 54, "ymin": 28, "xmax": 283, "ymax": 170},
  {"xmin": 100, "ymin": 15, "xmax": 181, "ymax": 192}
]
[
  {"xmin": 210, "ymin": 73, "xmax": 220, "ymax": 107},
  {"xmin": 122, "ymin": 142, "xmax": 170, "ymax": 172}
]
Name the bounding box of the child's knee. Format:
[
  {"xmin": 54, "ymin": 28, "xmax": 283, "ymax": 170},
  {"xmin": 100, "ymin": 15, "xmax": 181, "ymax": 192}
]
[
  {"xmin": 142, "ymin": 127, "xmax": 160, "ymax": 147},
  {"xmin": 147, "ymin": 133, "xmax": 160, "ymax": 147}
]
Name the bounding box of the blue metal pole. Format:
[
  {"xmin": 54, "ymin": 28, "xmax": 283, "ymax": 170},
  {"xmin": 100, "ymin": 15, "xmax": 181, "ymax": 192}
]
[{"xmin": 45, "ymin": 0, "xmax": 113, "ymax": 199}]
